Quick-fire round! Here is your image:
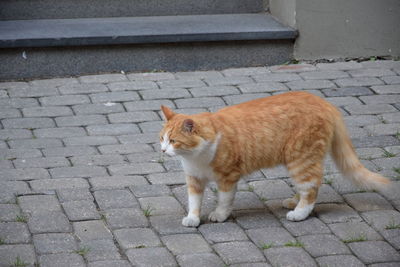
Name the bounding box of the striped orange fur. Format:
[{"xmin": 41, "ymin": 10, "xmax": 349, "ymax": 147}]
[{"xmin": 160, "ymin": 91, "xmax": 390, "ymax": 226}]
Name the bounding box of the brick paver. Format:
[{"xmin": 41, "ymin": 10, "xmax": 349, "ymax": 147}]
[{"xmin": 0, "ymin": 60, "xmax": 399, "ymax": 266}]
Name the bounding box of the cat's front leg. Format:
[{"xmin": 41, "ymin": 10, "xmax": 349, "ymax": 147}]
[
  {"xmin": 182, "ymin": 176, "xmax": 206, "ymax": 227},
  {"xmin": 209, "ymin": 180, "xmax": 237, "ymax": 223}
]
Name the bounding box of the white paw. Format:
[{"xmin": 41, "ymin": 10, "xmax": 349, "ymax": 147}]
[
  {"xmin": 182, "ymin": 215, "xmax": 200, "ymax": 227},
  {"xmin": 286, "ymin": 210, "xmax": 309, "ymax": 221},
  {"xmin": 208, "ymin": 209, "xmax": 230, "ymax": 223}
]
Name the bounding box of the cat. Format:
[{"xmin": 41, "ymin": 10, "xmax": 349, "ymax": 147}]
[{"xmin": 159, "ymin": 91, "xmax": 390, "ymax": 227}]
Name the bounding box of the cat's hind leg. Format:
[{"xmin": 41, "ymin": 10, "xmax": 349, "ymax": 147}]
[
  {"xmin": 286, "ymin": 161, "xmax": 323, "ymax": 221},
  {"xmin": 286, "ymin": 183, "xmax": 319, "ymax": 221}
]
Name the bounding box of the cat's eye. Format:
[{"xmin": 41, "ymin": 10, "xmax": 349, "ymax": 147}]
[
  {"xmin": 170, "ymin": 139, "xmax": 175, "ymax": 144},
  {"xmin": 160, "ymin": 136, "xmax": 164, "ymax": 141}
]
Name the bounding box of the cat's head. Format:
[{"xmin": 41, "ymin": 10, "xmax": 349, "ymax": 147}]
[{"xmin": 159, "ymin": 105, "xmax": 215, "ymax": 157}]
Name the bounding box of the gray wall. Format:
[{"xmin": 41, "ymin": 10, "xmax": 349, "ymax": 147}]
[
  {"xmin": 269, "ymin": 0, "xmax": 296, "ymax": 28},
  {"xmin": 270, "ymin": 0, "xmax": 400, "ymax": 60}
]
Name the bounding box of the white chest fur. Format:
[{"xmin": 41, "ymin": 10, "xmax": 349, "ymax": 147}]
[
  {"xmin": 181, "ymin": 157, "xmax": 216, "ymax": 180},
  {"xmin": 179, "ymin": 134, "xmax": 221, "ymax": 180}
]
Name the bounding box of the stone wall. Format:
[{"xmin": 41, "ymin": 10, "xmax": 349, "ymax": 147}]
[{"xmin": 270, "ymin": 0, "xmax": 400, "ymax": 60}]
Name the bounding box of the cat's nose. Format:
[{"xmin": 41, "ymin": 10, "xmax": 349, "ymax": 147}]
[{"xmin": 161, "ymin": 149, "xmax": 166, "ymax": 153}]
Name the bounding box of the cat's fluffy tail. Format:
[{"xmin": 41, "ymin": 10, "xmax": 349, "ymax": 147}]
[{"xmin": 331, "ymin": 116, "xmax": 390, "ymax": 191}]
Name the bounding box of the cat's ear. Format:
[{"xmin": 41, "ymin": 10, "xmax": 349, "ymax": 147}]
[
  {"xmin": 183, "ymin": 119, "xmax": 195, "ymax": 133},
  {"xmin": 160, "ymin": 105, "xmax": 175, "ymax": 121}
]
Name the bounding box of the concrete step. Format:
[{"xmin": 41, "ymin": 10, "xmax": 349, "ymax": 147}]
[
  {"xmin": 0, "ymin": 0, "xmax": 265, "ymax": 20},
  {"xmin": 0, "ymin": 14, "xmax": 297, "ymax": 80},
  {"xmin": 0, "ymin": 14, "xmax": 296, "ymax": 48}
]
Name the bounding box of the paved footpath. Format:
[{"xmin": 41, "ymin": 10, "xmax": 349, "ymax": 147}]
[{"xmin": 0, "ymin": 60, "xmax": 400, "ymax": 267}]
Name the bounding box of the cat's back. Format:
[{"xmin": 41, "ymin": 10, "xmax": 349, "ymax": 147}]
[{"xmin": 216, "ymin": 91, "xmax": 336, "ymax": 117}]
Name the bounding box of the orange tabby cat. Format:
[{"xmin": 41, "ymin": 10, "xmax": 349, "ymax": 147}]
[{"xmin": 159, "ymin": 91, "xmax": 390, "ymax": 227}]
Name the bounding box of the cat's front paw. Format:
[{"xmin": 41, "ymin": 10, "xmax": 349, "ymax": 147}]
[
  {"xmin": 182, "ymin": 215, "xmax": 200, "ymax": 227},
  {"xmin": 208, "ymin": 209, "xmax": 230, "ymax": 223},
  {"xmin": 286, "ymin": 210, "xmax": 309, "ymax": 221}
]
